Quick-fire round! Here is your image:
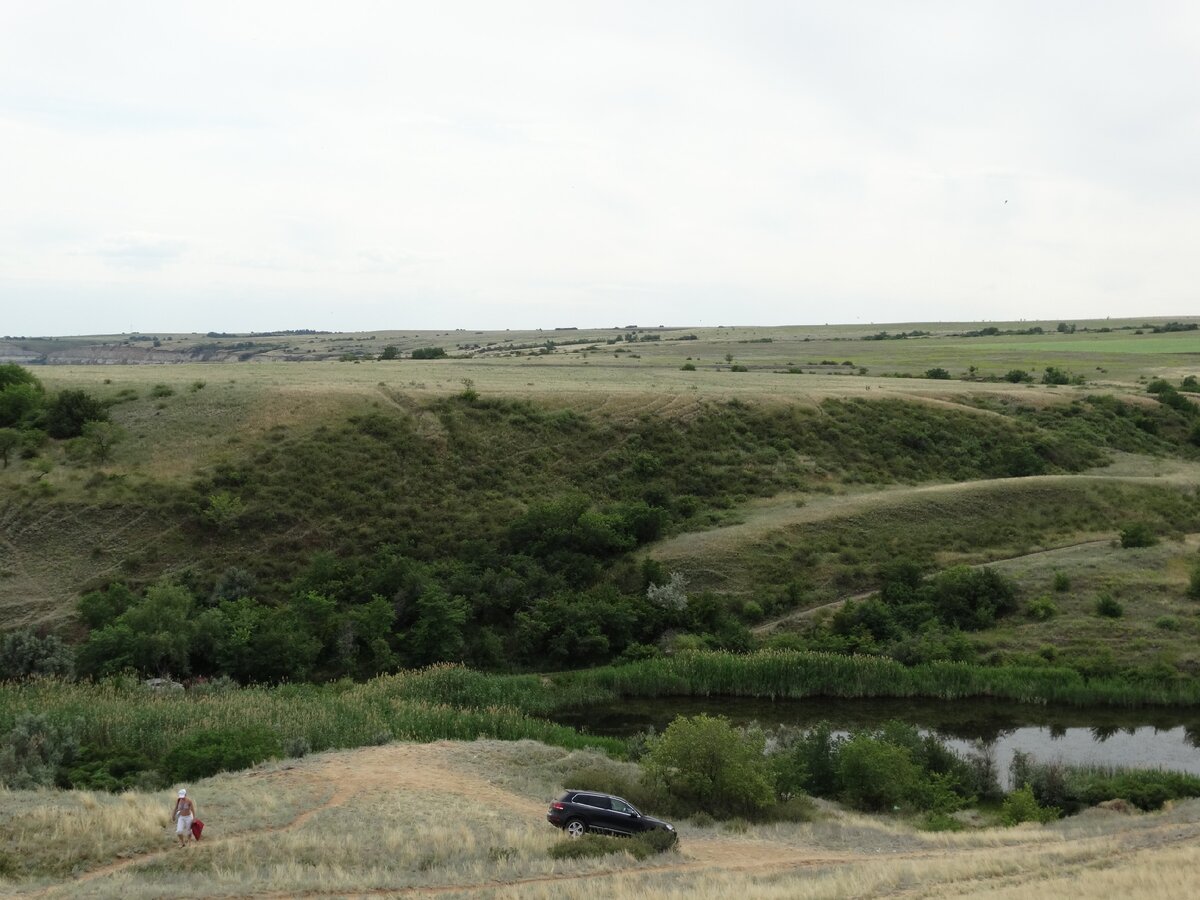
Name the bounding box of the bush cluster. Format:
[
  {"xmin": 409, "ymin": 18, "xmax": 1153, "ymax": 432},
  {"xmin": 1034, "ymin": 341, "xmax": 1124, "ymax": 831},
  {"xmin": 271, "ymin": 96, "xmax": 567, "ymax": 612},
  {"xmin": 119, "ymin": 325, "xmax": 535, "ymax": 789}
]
[
  {"xmin": 0, "ymin": 364, "xmax": 111, "ymax": 466},
  {"xmin": 770, "ymin": 720, "xmax": 998, "ymax": 814},
  {"xmin": 817, "ymin": 564, "xmax": 1017, "ymax": 662},
  {"xmin": 1010, "ymin": 751, "xmax": 1200, "ymax": 813}
]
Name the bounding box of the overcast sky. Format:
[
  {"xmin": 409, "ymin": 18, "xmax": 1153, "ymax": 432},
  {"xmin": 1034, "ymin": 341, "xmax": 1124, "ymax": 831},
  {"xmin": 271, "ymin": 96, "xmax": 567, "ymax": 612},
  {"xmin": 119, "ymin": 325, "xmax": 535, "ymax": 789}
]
[{"xmin": 2, "ymin": 1, "xmax": 1198, "ymax": 335}]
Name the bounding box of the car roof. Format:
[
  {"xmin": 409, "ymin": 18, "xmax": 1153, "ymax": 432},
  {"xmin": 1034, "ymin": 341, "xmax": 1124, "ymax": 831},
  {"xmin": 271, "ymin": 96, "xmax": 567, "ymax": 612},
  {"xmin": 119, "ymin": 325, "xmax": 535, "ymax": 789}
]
[{"xmin": 565, "ymin": 789, "xmax": 629, "ymax": 803}]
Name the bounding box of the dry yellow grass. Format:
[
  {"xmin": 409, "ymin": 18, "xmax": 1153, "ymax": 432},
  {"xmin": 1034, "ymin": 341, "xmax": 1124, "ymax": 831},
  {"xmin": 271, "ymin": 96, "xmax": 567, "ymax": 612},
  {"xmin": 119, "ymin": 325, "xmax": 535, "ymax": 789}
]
[{"xmin": 5, "ymin": 740, "xmax": 1200, "ymax": 899}]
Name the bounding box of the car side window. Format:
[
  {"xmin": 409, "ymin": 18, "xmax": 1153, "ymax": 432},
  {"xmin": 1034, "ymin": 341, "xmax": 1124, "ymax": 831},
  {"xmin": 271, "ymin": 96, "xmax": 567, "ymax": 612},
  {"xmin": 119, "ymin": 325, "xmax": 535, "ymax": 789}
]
[
  {"xmin": 611, "ymin": 799, "xmax": 634, "ymax": 814},
  {"xmin": 577, "ymin": 795, "xmax": 611, "ymax": 810}
]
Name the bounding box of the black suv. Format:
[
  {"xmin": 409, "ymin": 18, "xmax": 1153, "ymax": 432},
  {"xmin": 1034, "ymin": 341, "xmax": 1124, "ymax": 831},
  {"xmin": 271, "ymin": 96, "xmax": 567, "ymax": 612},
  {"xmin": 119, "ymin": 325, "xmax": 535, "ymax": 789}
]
[{"xmin": 546, "ymin": 790, "xmax": 675, "ymax": 838}]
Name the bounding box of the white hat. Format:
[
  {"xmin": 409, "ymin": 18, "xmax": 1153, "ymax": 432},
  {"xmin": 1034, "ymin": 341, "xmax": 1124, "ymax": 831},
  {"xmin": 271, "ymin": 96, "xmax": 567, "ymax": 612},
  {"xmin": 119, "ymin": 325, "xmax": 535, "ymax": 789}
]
[{"xmin": 179, "ymin": 789, "xmax": 187, "ymax": 797}]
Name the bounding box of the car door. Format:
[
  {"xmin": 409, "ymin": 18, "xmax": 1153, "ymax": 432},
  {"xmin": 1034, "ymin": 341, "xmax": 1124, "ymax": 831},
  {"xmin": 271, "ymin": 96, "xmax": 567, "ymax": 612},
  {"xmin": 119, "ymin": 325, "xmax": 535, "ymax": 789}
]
[
  {"xmin": 608, "ymin": 797, "xmax": 641, "ymax": 834},
  {"xmin": 574, "ymin": 793, "xmax": 617, "ymax": 832}
]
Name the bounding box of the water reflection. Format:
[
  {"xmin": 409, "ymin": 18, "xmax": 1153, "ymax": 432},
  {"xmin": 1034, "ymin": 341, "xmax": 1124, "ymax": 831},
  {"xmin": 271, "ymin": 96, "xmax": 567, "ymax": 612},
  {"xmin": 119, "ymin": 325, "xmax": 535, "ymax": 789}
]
[{"xmin": 553, "ymin": 696, "xmax": 1200, "ymax": 784}]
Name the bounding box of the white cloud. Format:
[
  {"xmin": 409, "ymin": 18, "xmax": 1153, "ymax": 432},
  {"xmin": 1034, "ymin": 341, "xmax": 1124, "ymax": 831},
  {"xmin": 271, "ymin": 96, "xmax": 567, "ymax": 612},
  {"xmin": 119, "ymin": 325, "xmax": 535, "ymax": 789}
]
[
  {"xmin": 1, "ymin": 1, "xmax": 1199, "ymax": 333},
  {"xmin": 97, "ymin": 233, "xmax": 187, "ymax": 269}
]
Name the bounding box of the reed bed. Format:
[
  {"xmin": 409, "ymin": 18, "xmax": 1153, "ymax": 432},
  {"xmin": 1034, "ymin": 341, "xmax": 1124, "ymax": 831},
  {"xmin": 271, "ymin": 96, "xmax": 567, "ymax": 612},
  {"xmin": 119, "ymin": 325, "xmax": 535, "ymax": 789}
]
[
  {"xmin": 549, "ymin": 651, "xmax": 1200, "ymax": 709},
  {"xmin": 0, "ymin": 672, "xmax": 623, "ymax": 762}
]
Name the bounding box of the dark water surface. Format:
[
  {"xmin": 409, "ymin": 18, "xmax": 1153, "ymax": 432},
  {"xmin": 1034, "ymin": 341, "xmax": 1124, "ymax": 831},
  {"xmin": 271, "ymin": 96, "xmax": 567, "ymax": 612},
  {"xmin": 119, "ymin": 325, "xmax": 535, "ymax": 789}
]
[{"xmin": 553, "ymin": 697, "xmax": 1200, "ymax": 783}]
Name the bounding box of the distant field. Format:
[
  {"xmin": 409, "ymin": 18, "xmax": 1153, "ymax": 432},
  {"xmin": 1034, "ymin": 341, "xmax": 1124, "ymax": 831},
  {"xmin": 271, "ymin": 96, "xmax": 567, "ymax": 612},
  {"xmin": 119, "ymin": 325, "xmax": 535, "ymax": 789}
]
[
  {"xmin": 6, "ymin": 316, "xmax": 1200, "ymax": 384},
  {"xmin": 968, "ymin": 335, "xmax": 1200, "ymax": 354}
]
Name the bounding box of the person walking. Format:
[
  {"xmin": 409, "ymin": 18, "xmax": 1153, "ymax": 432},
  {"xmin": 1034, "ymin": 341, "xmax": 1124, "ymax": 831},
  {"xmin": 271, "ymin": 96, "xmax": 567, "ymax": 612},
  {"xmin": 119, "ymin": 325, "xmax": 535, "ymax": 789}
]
[{"xmin": 172, "ymin": 788, "xmax": 197, "ymax": 848}]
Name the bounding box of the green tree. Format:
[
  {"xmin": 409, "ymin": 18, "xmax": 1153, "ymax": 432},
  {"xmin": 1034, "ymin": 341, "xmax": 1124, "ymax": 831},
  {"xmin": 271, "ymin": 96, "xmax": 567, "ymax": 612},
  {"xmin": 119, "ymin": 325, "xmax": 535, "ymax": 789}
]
[
  {"xmin": 835, "ymin": 733, "xmax": 920, "ymax": 811},
  {"xmin": 0, "ymin": 427, "xmax": 20, "ymax": 467},
  {"xmin": 379, "ymin": 345, "xmax": 399, "ymax": 360},
  {"xmin": 0, "ymin": 382, "xmax": 45, "ymax": 428},
  {"xmin": 45, "ymin": 389, "xmax": 107, "ymax": 438},
  {"xmin": 644, "ymin": 714, "xmax": 775, "ymax": 817},
  {"xmin": 195, "ymin": 597, "xmax": 321, "ymax": 682},
  {"xmin": 81, "ymin": 420, "xmax": 125, "ymax": 463},
  {"xmin": 344, "ymin": 595, "xmax": 399, "ymax": 677},
  {"xmin": 407, "ymin": 587, "xmax": 468, "ymax": 665},
  {"xmin": 0, "ymin": 363, "xmax": 41, "ymax": 392},
  {"xmin": 78, "ymin": 582, "xmax": 195, "ymax": 676},
  {"xmin": 78, "ymin": 583, "xmax": 137, "ymax": 629},
  {"xmin": 1188, "ymin": 561, "xmax": 1200, "ymax": 601}
]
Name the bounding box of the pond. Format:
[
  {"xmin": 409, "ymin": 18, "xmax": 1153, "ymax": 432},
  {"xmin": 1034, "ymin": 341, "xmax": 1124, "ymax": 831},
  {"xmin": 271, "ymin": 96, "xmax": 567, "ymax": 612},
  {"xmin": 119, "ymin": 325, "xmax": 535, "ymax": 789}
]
[{"xmin": 552, "ymin": 697, "xmax": 1200, "ymax": 786}]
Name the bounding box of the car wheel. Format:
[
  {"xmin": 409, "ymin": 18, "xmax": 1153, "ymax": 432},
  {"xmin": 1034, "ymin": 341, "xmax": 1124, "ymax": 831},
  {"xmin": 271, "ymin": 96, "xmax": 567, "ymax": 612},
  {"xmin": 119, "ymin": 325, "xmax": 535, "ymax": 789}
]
[{"xmin": 565, "ymin": 819, "xmax": 587, "ymax": 839}]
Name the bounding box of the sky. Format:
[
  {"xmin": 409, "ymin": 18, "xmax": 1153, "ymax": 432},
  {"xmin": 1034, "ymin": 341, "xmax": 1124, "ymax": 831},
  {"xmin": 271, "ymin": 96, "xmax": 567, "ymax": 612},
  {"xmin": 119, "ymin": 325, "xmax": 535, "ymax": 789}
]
[{"xmin": 2, "ymin": 1, "xmax": 1199, "ymax": 335}]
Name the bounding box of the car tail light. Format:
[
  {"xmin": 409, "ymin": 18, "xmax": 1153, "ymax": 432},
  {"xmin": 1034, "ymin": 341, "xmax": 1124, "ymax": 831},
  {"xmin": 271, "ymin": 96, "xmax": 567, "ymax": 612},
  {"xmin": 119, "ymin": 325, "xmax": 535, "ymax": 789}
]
[{"xmin": 551, "ymin": 802, "xmax": 565, "ymax": 811}]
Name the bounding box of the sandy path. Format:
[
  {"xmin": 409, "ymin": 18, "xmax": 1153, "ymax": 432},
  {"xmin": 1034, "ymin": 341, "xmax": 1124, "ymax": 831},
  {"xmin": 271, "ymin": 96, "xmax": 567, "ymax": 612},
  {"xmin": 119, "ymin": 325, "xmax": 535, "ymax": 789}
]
[
  {"xmin": 750, "ymin": 537, "xmax": 1115, "ymax": 635},
  {"xmin": 648, "ymin": 461, "xmax": 1200, "ymax": 568}
]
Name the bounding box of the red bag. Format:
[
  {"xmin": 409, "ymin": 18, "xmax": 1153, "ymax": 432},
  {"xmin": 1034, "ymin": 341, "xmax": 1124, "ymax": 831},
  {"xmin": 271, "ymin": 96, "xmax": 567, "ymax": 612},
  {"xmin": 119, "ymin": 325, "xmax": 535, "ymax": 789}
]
[{"xmin": 191, "ymin": 819, "xmax": 204, "ymax": 840}]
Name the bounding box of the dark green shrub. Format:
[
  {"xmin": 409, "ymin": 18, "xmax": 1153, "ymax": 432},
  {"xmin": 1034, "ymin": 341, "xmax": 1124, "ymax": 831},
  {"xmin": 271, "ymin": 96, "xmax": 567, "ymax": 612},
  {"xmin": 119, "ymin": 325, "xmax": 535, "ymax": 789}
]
[
  {"xmin": 1025, "ymin": 595, "xmax": 1058, "ymax": 621},
  {"xmin": 1000, "ymin": 783, "xmax": 1059, "ymax": 825},
  {"xmin": 1187, "ymin": 561, "xmax": 1200, "ymax": 600},
  {"xmin": 1052, "ymin": 572, "xmax": 1071, "ymax": 593},
  {"xmin": 643, "ymin": 715, "xmax": 775, "ymax": 817},
  {"xmin": 771, "ymin": 721, "xmax": 839, "ymax": 798},
  {"xmin": 0, "ymin": 629, "xmax": 74, "ymax": 679},
  {"xmin": 548, "ymin": 834, "xmax": 627, "ymax": 859},
  {"xmin": 1155, "ymin": 616, "xmax": 1180, "ymax": 631},
  {"xmin": 149, "ymin": 384, "xmax": 175, "ymax": 398},
  {"xmin": 0, "ymin": 713, "xmax": 80, "ymax": 789},
  {"xmin": 162, "ymin": 726, "xmax": 281, "ymax": 781},
  {"xmin": 835, "ymin": 734, "xmax": 919, "ymax": 811},
  {"xmin": 680, "ymin": 362, "xmax": 696, "ymax": 371},
  {"xmin": 78, "ymin": 583, "xmax": 138, "ymax": 629},
  {"xmin": 1071, "ymin": 768, "xmax": 1200, "ymax": 811},
  {"xmin": 1095, "ymin": 594, "xmax": 1124, "ymax": 618},
  {"xmin": 1042, "ymin": 367, "xmax": 1071, "ymax": 385},
  {"xmin": 1011, "ymin": 751, "xmax": 1200, "ymax": 813},
  {"xmin": 0, "ymin": 427, "xmax": 20, "ymax": 467},
  {"xmin": 635, "ymin": 827, "xmax": 679, "ymax": 854},
  {"xmin": 730, "ymin": 365, "xmax": 749, "ymax": 372},
  {"xmin": 548, "ymin": 830, "xmax": 674, "ymax": 860},
  {"xmin": 44, "ymin": 389, "xmax": 108, "ymax": 439},
  {"xmin": 757, "ymin": 795, "xmax": 819, "ymax": 823},
  {"xmin": 1003, "ymin": 369, "xmax": 1031, "ymax": 383},
  {"xmin": 0, "ymin": 365, "xmax": 45, "ymax": 429},
  {"xmin": 921, "ymin": 812, "xmax": 964, "ymax": 831},
  {"xmin": 1119, "ymin": 522, "xmax": 1157, "ymax": 548},
  {"xmin": 411, "ymin": 347, "xmax": 447, "ymax": 359},
  {"xmin": 284, "ymin": 736, "xmax": 312, "ymax": 758},
  {"xmin": 924, "ymin": 368, "xmax": 951, "ymax": 380},
  {"xmin": 66, "ymin": 746, "xmax": 158, "ymax": 792}
]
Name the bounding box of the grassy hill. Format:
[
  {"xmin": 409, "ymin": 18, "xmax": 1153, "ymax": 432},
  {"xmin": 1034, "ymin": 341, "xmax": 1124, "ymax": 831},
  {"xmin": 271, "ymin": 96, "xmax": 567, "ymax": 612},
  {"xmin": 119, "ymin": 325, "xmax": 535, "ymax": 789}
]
[
  {"xmin": 1, "ymin": 319, "xmax": 1199, "ymax": 684},
  {"xmin": 5, "ymin": 737, "xmax": 1200, "ymax": 898}
]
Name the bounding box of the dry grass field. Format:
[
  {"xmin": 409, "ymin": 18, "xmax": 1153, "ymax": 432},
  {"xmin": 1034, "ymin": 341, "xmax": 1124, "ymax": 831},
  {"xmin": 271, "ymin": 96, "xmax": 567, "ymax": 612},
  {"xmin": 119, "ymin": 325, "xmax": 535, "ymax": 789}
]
[{"xmin": 4, "ymin": 738, "xmax": 1200, "ymax": 899}]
